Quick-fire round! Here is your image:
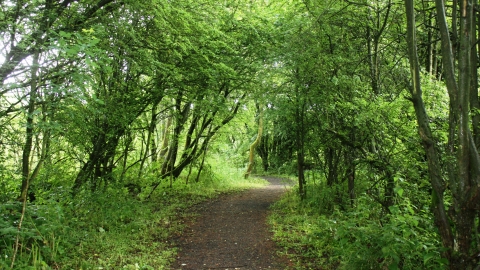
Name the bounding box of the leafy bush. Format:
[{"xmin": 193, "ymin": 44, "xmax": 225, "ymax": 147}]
[
  {"xmin": 269, "ymin": 182, "xmax": 447, "ymax": 270},
  {"xmin": 0, "ymin": 202, "xmax": 66, "ymax": 269}
]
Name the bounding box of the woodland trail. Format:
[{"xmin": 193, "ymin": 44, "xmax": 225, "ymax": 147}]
[{"xmin": 170, "ymin": 176, "xmax": 293, "ymax": 270}]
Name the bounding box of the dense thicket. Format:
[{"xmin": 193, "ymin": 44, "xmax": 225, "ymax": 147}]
[{"xmin": 1, "ymin": 0, "xmax": 480, "ymax": 269}]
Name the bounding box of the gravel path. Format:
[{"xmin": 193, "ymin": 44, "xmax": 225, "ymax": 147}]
[{"xmin": 170, "ymin": 176, "xmax": 293, "ymax": 270}]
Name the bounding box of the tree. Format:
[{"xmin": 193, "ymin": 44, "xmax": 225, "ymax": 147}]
[
  {"xmin": 244, "ymin": 108, "xmax": 263, "ymax": 178},
  {"xmin": 404, "ymin": 0, "xmax": 480, "ymax": 268}
]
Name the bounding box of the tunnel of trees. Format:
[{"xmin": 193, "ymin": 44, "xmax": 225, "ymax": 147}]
[{"xmin": 1, "ymin": 0, "xmax": 480, "ymax": 269}]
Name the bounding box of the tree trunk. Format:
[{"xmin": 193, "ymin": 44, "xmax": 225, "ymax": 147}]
[
  {"xmin": 295, "ymin": 103, "xmax": 306, "ymax": 200},
  {"xmin": 244, "ymin": 110, "xmax": 263, "ymax": 178},
  {"xmin": 346, "ymin": 128, "xmax": 356, "ymax": 206},
  {"xmin": 257, "ymin": 134, "xmax": 270, "ymax": 172},
  {"xmin": 453, "ymin": 1, "xmax": 479, "ymax": 267},
  {"xmin": 119, "ymin": 130, "xmax": 133, "ymax": 182},
  {"xmin": 73, "ymin": 123, "xmax": 123, "ymax": 193},
  {"xmin": 347, "ymin": 162, "xmax": 355, "ymax": 207},
  {"xmin": 161, "ymin": 95, "xmax": 190, "ymax": 176},
  {"xmin": 19, "ymin": 53, "xmax": 40, "ymax": 201},
  {"xmin": 325, "ymin": 147, "xmax": 340, "ymax": 186},
  {"xmin": 404, "ymin": 0, "xmax": 455, "ymax": 262},
  {"xmin": 297, "ymin": 144, "xmax": 306, "ymax": 200},
  {"xmin": 138, "ymin": 105, "xmax": 157, "ymax": 178},
  {"xmin": 367, "ymin": 1, "xmax": 391, "ymax": 95},
  {"xmin": 158, "ymin": 115, "xmax": 172, "ymax": 161},
  {"xmin": 195, "ymin": 125, "xmax": 212, "ymax": 183},
  {"xmin": 470, "ymin": 0, "xmax": 480, "ymax": 149}
]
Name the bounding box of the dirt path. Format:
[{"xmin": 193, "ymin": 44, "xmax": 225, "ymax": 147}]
[{"xmin": 170, "ymin": 176, "xmax": 293, "ymax": 270}]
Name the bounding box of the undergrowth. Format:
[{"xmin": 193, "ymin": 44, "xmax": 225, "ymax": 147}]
[
  {"xmin": 268, "ymin": 178, "xmax": 447, "ymax": 270},
  {"xmin": 0, "ymin": 163, "xmax": 267, "ymax": 269}
]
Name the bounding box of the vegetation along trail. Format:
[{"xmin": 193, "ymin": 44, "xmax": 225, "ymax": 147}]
[{"xmin": 171, "ymin": 176, "xmax": 293, "ymax": 270}]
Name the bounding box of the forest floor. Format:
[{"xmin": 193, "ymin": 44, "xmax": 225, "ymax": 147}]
[{"xmin": 169, "ymin": 176, "xmax": 294, "ymax": 270}]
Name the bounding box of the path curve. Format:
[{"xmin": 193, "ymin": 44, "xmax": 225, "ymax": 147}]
[{"xmin": 170, "ymin": 176, "xmax": 293, "ymax": 270}]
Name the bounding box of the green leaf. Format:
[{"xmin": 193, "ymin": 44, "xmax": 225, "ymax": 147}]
[
  {"xmin": 388, "ymin": 263, "xmax": 399, "ymax": 270},
  {"xmin": 65, "ymin": 48, "xmax": 79, "ymax": 55},
  {"xmin": 394, "ymin": 186, "xmax": 404, "ymax": 197},
  {"xmin": 389, "ymin": 205, "xmax": 400, "ymax": 214},
  {"xmin": 423, "ymin": 252, "xmax": 436, "ymax": 264},
  {"xmin": 82, "ymin": 28, "xmax": 95, "ymax": 34},
  {"xmin": 59, "ymin": 31, "xmax": 71, "ymax": 38}
]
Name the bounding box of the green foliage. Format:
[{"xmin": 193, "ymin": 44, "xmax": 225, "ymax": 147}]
[
  {"xmin": 269, "ymin": 180, "xmax": 447, "ymax": 270},
  {"xmin": 1, "ymin": 0, "xmax": 274, "ymax": 265},
  {"xmin": 2, "ymin": 0, "xmax": 474, "ymax": 268},
  {"xmin": 0, "ymin": 159, "xmax": 266, "ymax": 268},
  {"xmin": 0, "ymin": 202, "xmax": 66, "ymax": 269},
  {"xmin": 59, "ymin": 188, "xmax": 180, "ymax": 269}
]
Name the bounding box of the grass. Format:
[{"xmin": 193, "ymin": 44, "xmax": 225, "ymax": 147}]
[{"xmin": 268, "ymin": 187, "xmax": 333, "ymax": 270}]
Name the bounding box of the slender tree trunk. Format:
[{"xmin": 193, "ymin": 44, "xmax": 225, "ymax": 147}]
[
  {"xmin": 185, "ymin": 115, "xmax": 201, "ymax": 185},
  {"xmin": 185, "ymin": 162, "xmax": 193, "ymax": 185},
  {"xmin": 384, "ymin": 171, "xmax": 395, "ymax": 209},
  {"xmin": 348, "ymin": 127, "xmax": 356, "ymax": 206},
  {"xmin": 367, "ymin": 1, "xmax": 391, "ymax": 95},
  {"xmin": 161, "ymin": 132, "xmax": 179, "ymax": 176},
  {"xmin": 257, "ymin": 134, "xmax": 270, "ymax": 172},
  {"xmin": 470, "ymin": 0, "xmax": 480, "ymax": 149},
  {"xmin": 138, "ymin": 105, "xmax": 157, "ymax": 178},
  {"xmin": 297, "ymin": 145, "xmax": 306, "ymax": 200},
  {"xmin": 19, "ymin": 53, "xmax": 40, "ymax": 201},
  {"xmin": 244, "ymin": 110, "xmax": 263, "ymax": 178},
  {"xmin": 427, "ymin": 9, "xmax": 434, "ymax": 74},
  {"xmin": 195, "ymin": 126, "xmax": 212, "ymax": 183},
  {"xmin": 120, "ymin": 130, "xmax": 133, "ymax": 182},
  {"xmin": 404, "ymin": 0, "xmax": 454, "ymax": 262},
  {"xmin": 73, "ymin": 125, "xmax": 123, "ymax": 192},
  {"xmin": 158, "ymin": 115, "xmax": 172, "ymax": 161},
  {"xmin": 453, "ymin": 0, "xmax": 459, "ymax": 54},
  {"xmin": 295, "ymin": 104, "xmax": 306, "ymax": 200},
  {"xmin": 325, "ymin": 147, "xmax": 341, "ymax": 186},
  {"xmin": 161, "ymin": 96, "xmax": 190, "ymax": 176},
  {"xmin": 476, "ymin": 0, "xmax": 480, "ymax": 239},
  {"xmin": 347, "ymin": 162, "xmax": 355, "ymax": 207},
  {"xmin": 27, "ymin": 102, "xmax": 51, "ymax": 201},
  {"xmin": 454, "ymin": 1, "xmax": 478, "ymax": 267}
]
